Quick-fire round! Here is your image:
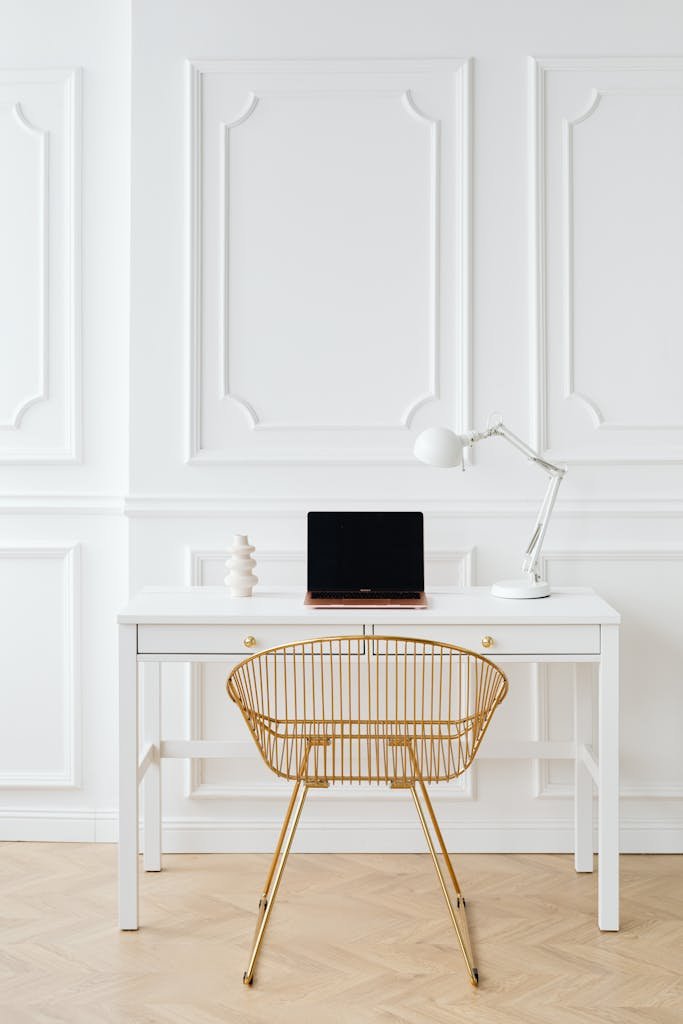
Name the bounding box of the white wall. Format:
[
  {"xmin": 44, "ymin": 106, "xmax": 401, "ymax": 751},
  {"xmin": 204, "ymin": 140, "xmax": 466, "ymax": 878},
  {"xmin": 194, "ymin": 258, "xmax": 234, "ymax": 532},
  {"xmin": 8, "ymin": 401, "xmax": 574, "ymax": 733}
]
[
  {"xmin": 0, "ymin": 0, "xmax": 130, "ymax": 840},
  {"xmin": 2, "ymin": 0, "xmax": 682, "ymax": 851}
]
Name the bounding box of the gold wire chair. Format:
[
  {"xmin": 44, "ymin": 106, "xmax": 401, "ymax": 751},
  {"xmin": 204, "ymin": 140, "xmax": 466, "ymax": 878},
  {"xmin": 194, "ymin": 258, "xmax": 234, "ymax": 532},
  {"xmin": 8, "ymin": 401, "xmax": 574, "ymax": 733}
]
[{"xmin": 226, "ymin": 635, "xmax": 508, "ymax": 988}]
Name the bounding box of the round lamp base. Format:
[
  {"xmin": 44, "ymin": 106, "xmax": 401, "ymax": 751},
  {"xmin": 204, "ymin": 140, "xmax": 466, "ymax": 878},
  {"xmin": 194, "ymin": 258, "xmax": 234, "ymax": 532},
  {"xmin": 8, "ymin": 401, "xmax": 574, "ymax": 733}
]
[{"xmin": 491, "ymin": 578, "xmax": 551, "ymax": 600}]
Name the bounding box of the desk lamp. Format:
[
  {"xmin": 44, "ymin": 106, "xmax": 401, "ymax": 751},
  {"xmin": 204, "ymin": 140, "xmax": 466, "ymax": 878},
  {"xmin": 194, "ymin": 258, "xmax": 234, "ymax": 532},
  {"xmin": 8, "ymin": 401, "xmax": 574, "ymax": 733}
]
[{"xmin": 414, "ymin": 416, "xmax": 566, "ymax": 599}]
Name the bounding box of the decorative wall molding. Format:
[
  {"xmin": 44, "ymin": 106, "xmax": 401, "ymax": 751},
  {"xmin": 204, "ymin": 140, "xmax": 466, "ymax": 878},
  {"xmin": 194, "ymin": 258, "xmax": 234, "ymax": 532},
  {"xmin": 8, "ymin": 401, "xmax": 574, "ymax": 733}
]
[
  {"xmin": 530, "ymin": 55, "xmax": 683, "ymax": 74},
  {"xmin": 123, "ymin": 494, "xmax": 683, "ymax": 519},
  {"xmin": 528, "ymin": 56, "xmax": 547, "ymax": 456},
  {"xmin": 533, "ymin": 549, "xmax": 683, "ymax": 801},
  {"xmin": 0, "ymin": 494, "xmax": 124, "ymax": 515},
  {"xmin": 562, "ymin": 88, "xmax": 602, "ymax": 429},
  {"xmin": 218, "ymin": 91, "xmax": 260, "ymax": 424},
  {"xmin": 155, "ymin": 814, "xmax": 683, "ymax": 855},
  {"xmin": 187, "ymin": 546, "xmax": 474, "ymax": 586},
  {"xmin": 0, "ymin": 102, "xmax": 48, "ymax": 430},
  {"xmin": 0, "ymin": 68, "xmax": 81, "ymax": 463},
  {"xmin": 0, "ymin": 545, "xmax": 81, "ymax": 788},
  {"xmin": 0, "ymin": 808, "xmax": 116, "ymax": 843},
  {"xmin": 1, "ymin": 808, "xmax": 679, "ymax": 853},
  {"xmin": 563, "ymin": 86, "xmax": 683, "ymax": 432},
  {"xmin": 529, "ymin": 56, "xmax": 683, "ymax": 463},
  {"xmin": 186, "ymin": 57, "xmax": 471, "ymax": 462},
  {"xmin": 620, "ymin": 784, "xmax": 683, "ymax": 800},
  {"xmin": 216, "ymin": 86, "xmax": 442, "ymax": 433},
  {"xmin": 398, "ymin": 89, "xmax": 440, "ymax": 429}
]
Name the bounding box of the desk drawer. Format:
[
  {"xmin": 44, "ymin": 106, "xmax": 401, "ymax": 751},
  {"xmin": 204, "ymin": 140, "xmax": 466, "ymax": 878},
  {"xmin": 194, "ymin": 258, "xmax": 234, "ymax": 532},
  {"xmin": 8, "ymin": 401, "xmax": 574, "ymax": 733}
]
[
  {"xmin": 372, "ymin": 624, "xmax": 600, "ymax": 656},
  {"xmin": 137, "ymin": 623, "xmax": 364, "ymax": 656}
]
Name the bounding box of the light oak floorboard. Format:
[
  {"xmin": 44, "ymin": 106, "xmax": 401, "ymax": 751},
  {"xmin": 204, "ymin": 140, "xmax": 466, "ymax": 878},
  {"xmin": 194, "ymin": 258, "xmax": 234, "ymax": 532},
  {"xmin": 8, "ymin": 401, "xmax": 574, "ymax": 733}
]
[{"xmin": 0, "ymin": 844, "xmax": 681, "ymax": 1023}]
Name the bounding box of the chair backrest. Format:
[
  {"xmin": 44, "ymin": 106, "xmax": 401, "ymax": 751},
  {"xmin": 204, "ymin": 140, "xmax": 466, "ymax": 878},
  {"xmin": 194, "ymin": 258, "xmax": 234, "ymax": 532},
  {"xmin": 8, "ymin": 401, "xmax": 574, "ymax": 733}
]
[{"xmin": 227, "ymin": 635, "xmax": 508, "ymax": 785}]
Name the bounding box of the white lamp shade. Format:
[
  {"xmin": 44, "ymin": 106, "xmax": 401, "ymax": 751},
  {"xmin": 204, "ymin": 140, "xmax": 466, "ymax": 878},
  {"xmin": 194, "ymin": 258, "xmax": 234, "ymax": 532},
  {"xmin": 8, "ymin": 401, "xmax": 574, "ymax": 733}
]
[{"xmin": 413, "ymin": 427, "xmax": 464, "ymax": 468}]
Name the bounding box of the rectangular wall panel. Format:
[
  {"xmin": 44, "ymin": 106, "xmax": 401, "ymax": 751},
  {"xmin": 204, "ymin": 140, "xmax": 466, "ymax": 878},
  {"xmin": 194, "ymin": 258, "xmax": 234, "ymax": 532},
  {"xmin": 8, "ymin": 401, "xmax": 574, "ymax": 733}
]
[
  {"xmin": 0, "ymin": 69, "xmax": 81, "ymax": 463},
  {"xmin": 0, "ymin": 546, "xmax": 80, "ymax": 787},
  {"xmin": 538, "ymin": 550, "xmax": 683, "ymax": 801},
  {"xmin": 530, "ymin": 57, "xmax": 683, "ymax": 463},
  {"xmin": 187, "ymin": 59, "xmax": 470, "ymax": 463}
]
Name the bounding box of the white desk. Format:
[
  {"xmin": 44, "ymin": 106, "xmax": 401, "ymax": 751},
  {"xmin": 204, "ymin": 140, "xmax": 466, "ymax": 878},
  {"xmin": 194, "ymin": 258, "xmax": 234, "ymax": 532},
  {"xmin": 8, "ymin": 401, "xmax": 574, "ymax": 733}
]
[{"xmin": 118, "ymin": 587, "xmax": 620, "ymax": 931}]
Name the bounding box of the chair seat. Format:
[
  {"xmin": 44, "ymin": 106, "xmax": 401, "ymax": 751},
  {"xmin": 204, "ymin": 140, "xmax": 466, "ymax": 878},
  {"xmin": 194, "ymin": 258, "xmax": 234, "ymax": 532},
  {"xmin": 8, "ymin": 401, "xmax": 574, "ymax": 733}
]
[{"xmin": 243, "ymin": 711, "xmax": 482, "ymax": 783}]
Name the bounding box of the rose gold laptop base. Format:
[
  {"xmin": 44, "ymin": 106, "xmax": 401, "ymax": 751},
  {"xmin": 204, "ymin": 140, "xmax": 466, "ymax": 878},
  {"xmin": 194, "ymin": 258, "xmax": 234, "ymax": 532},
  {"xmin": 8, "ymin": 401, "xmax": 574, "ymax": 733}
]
[{"xmin": 304, "ymin": 592, "xmax": 428, "ymax": 608}]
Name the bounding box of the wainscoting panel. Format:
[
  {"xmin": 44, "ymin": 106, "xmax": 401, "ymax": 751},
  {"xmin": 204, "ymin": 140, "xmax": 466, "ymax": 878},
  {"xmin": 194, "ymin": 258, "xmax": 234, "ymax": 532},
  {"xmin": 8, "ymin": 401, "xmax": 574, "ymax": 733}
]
[
  {"xmin": 537, "ymin": 550, "xmax": 683, "ymax": 806},
  {"xmin": 0, "ymin": 546, "xmax": 80, "ymax": 787},
  {"xmin": 530, "ymin": 57, "xmax": 683, "ymax": 463},
  {"xmin": 0, "ymin": 69, "xmax": 80, "ymax": 462},
  {"xmin": 187, "ymin": 58, "xmax": 470, "ymax": 463}
]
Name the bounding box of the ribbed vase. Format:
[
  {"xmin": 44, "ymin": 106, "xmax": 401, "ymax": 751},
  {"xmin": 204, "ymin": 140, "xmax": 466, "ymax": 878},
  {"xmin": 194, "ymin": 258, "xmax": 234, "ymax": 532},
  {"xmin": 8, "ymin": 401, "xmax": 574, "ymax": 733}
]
[{"xmin": 224, "ymin": 534, "xmax": 258, "ymax": 597}]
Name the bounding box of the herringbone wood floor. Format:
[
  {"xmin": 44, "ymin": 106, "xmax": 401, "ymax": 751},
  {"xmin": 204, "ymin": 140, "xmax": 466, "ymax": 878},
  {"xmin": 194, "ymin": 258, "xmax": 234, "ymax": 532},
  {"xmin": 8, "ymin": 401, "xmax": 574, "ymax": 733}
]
[{"xmin": 0, "ymin": 844, "xmax": 681, "ymax": 1023}]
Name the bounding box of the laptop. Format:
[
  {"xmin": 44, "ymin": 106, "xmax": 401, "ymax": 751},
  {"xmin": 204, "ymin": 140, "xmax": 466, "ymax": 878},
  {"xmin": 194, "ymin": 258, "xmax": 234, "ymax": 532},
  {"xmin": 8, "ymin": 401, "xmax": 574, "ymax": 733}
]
[{"xmin": 304, "ymin": 511, "xmax": 427, "ymax": 607}]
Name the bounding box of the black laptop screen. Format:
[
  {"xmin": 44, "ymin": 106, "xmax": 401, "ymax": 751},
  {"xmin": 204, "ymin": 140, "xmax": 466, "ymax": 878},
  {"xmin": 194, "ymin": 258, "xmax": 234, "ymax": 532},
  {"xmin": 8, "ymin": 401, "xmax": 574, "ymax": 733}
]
[{"xmin": 307, "ymin": 512, "xmax": 424, "ymax": 593}]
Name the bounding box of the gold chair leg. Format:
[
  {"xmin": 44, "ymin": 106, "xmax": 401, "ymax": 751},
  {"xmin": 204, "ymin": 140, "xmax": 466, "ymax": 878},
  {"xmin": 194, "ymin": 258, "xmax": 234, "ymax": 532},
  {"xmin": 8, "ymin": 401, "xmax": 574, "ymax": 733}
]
[
  {"xmin": 409, "ymin": 782, "xmax": 479, "ymax": 986},
  {"xmin": 243, "ymin": 779, "xmax": 309, "ymax": 985},
  {"xmin": 415, "ymin": 776, "xmax": 464, "ymax": 897},
  {"xmin": 259, "ymin": 777, "xmax": 305, "ymax": 903}
]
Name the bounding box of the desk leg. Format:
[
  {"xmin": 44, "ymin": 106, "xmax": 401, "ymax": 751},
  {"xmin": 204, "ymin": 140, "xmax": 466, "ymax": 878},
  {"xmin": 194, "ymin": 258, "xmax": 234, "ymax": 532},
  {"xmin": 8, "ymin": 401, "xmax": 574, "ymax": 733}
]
[
  {"xmin": 118, "ymin": 623, "xmax": 139, "ymax": 930},
  {"xmin": 574, "ymin": 664, "xmax": 594, "ymax": 872},
  {"xmin": 598, "ymin": 624, "xmax": 620, "ymax": 931},
  {"xmin": 142, "ymin": 662, "xmax": 162, "ymax": 872}
]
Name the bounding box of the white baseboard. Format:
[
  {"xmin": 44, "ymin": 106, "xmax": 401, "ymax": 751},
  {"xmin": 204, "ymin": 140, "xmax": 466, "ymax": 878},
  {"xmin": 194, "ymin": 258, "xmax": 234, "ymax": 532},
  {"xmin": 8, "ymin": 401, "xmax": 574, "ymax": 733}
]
[
  {"xmin": 1, "ymin": 809, "xmax": 681, "ymax": 853},
  {"xmin": 0, "ymin": 809, "xmax": 117, "ymax": 843},
  {"xmin": 158, "ymin": 817, "xmax": 577, "ymax": 854},
  {"xmin": 618, "ymin": 819, "xmax": 683, "ymax": 854}
]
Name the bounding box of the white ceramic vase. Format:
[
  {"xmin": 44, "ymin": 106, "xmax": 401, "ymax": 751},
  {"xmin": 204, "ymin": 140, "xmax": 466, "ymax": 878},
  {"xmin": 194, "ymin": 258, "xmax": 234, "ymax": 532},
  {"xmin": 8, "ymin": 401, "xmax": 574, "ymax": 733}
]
[{"xmin": 224, "ymin": 534, "xmax": 258, "ymax": 597}]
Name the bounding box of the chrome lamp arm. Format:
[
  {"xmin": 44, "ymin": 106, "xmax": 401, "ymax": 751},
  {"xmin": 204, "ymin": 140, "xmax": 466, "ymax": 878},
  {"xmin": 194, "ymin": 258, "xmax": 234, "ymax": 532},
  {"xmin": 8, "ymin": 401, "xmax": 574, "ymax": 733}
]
[
  {"xmin": 413, "ymin": 417, "xmax": 567, "ymax": 600},
  {"xmin": 467, "ymin": 420, "xmax": 566, "ymax": 585}
]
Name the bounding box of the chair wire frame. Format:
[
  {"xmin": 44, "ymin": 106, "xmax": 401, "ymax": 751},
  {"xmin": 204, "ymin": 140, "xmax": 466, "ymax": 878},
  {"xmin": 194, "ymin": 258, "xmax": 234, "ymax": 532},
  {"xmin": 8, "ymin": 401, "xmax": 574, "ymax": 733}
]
[{"xmin": 226, "ymin": 635, "xmax": 509, "ymax": 988}]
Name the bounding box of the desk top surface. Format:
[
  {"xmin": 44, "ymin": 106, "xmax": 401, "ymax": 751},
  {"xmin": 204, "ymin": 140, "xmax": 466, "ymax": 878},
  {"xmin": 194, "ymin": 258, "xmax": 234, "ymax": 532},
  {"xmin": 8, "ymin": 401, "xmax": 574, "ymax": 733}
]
[{"xmin": 118, "ymin": 587, "xmax": 620, "ymax": 626}]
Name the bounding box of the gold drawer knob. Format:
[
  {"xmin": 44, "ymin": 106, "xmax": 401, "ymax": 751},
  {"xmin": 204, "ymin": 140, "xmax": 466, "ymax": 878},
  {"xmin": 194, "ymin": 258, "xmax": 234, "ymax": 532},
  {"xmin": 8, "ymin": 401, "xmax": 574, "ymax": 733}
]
[
  {"xmin": 481, "ymin": 635, "xmax": 494, "ymax": 649},
  {"xmin": 243, "ymin": 635, "xmax": 257, "ymax": 649}
]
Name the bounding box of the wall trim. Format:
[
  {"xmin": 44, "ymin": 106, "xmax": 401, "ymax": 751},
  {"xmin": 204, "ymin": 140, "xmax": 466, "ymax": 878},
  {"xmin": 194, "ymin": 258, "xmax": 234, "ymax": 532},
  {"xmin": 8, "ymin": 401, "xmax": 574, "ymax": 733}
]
[
  {"xmin": 0, "ymin": 494, "xmax": 124, "ymax": 515},
  {"xmin": 3, "ymin": 810, "xmax": 680, "ymax": 853},
  {"xmin": 6, "ymin": 494, "xmax": 683, "ymax": 519},
  {"xmin": 156, "ymin": 815, "xmax": 683, "ymax": 855},
  {"xmin": 533, "ymin": 549, "xmax": 683, "ymax": 801},
  {"xmin": 530, "ymin": 55, "xmax": 683, "ymax": 73},
  {"xmin": 186, "ymin": 57, "xmax": 472, "ymax": 463},
  {"xmin": 0, "ymin": 67, "xmax": 82, "ymax": 464},
  {"xmin": 123, "ymin": 495, "xmax": 683, "ymax": 518},
  {"xmin": 7, "ymin": 494, "xmax": 682, "ymax": 520},
  {"xmin": 563, "ymin": 85, "xmax": 683, "ymax": 433},
  {"xmin": 0, "ymin": 808, "xmax": 115, "ymax": 843},
  {"xmin": 528, "ymin": 55, "xmax": 683, "ymax": 464},
  {"xmin": 0, "ymin": 545, "xmax": 81, "ymax": 789},
  {"xmin": 0, "ymin": 102, "xmax": 49, "ymax": 430}
]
